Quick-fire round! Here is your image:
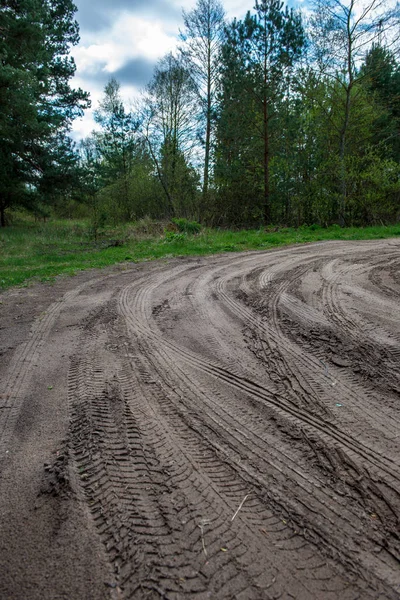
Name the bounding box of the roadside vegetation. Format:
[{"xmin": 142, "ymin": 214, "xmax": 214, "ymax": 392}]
[{"xmin": 1, "ymin": 216, "xmax": 399, "ymax": 291}]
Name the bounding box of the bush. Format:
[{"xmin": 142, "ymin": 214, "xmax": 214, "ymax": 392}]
[{"xmin": 171, "ymin": 217, "xmax": 201, "ymax": 234}]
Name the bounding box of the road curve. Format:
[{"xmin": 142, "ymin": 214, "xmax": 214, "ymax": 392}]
[{"xmin": 1, "ymin": 239, "xmax": 400, "ymax": 599}]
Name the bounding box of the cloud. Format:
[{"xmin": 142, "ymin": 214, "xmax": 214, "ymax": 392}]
[
  {"xmin": 73, "ymin": 5, "xmax": 108, "ymax": 32},
  {"xmin": 113, "ymin": 57, "xmax": 156, "ymax": 87},
  {"xmin": 70, "ymin": 82, "xmax": 140, "ymax": 141},
  {"xmin": 70, "ymin": 7, "xmax": 181, "ymax": 139},
  {"xmin": 74, "ymin": 0, "xmax": 253, "ymax": 35},
  {"xmin": 72, "ymin": 59, "xmax": 154, "ymax": 93},
  {"xmin": 73, "ymin": 13, "xmax": 177, "ymax": 72},
  {"xmin": 74, "ymin": 0, "xmax": 182, "ymax": 32}
]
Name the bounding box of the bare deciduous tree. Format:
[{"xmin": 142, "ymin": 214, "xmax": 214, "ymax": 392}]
[
  {"xmin": 139, "ymin": 54, "xmax": 198, "ymax": 215},
  {"xmin": 179, "ymin": 0, "xmax": 226, "ymax": 204}
]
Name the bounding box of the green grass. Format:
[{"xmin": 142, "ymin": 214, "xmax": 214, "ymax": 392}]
[{"xmin": 1, "ymin": 218, "xmax": 400, "ymax": 291}]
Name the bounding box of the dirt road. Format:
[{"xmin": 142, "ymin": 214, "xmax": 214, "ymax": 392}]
[{"xmin": 1, "ymin": 239, "xmax": 400, "ymax": 599}]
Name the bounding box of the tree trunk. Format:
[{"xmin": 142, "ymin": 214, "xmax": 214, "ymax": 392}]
[
  {"xmin": 202, "ymin": 40, "xmax": 212, "ymax": 204},
  {"xmin": 122, "ymin": 149, "xmax": 130, "ymax": 220},
  {"xmin": 338, "ymin": 85, "xmax": 351, "ymax": 227},
  {"xmin": 338, "ymin": 7, "xmax": 353, "ymax": 227},
  {"xmin": 203, "ymin": 102, "xmax": 211, "ymax": 198},
  {"xmin": 263, "ymin": 96, "xmax": 271, "ymax": 226},
  {"xmin": 262, "ymin": 22, "xmax": 271, "ymax": 227},
  {"xmin": 145, "ymin": 134, "xmax": 175, "ymax": 217},
  {"xmin": 0, "ymin": 197, "xmax": 6, "ymax": 227}
]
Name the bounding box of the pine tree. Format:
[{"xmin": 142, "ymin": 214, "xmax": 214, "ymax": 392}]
[
  {"xmin": 214, "ymin": 1, "xmax": 305, "ymax": 225},
  {"xmin": 361, "ymin": 45, "xmax": 400, "ymax": 161},
  {"xmin": 0, "ymin": 0, "xmax": 89, "ymax": 225},
  {"xmin": 94, "ymin": 78, "xmax": 138, "ymax": 220}
]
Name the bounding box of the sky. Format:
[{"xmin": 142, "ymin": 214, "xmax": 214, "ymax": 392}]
[{"xmin": 70, "ymin": 0, "xmax": 274, "ymax": 140}]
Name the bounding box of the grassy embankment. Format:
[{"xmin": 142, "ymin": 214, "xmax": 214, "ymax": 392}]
[{"xmin": 1, "ymin": 217, "xmax": 399, "ymax": 291}]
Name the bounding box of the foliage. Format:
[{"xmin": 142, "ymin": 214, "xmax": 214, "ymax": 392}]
[
  {"xmin": 94, "ymin": 79, "xmax": 138, "ymax": 187},
  {"xmin": 360, "ymin": 45, "xmax": 400, "ymax": 162},
  {"xmin": 308, "ymin": 0, "xmax": 399, "ymax": 224},
  {"xmin": 164, "ymin": 231, "xmax": 187, "ymax": 243},
  {"xmin": 214, "ymin": 0, "xmax": 305, "ymax": 225}
]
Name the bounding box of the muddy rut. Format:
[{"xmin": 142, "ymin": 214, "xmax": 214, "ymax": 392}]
[{"xmin": 1, "ymin": 239, "xmax": 400, "ymax": 599}]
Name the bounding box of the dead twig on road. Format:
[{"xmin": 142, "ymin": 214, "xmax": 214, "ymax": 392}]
[{"xmin": 231, "ymin": 494, "xmax": 250, "ymax": 522}]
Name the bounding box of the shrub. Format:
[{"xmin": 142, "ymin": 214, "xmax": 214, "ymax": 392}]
[{"xmin": 171, "ymin": 217, "xmax": 201, "ymax": 234}]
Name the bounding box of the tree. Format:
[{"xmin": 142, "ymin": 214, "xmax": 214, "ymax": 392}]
[
  {"xmin": 361, "ymin": 45, "xmax": 400, "ymax": 161},
  {"xmin": 94, "ymin": 78, "xmax": 138, "ymax": 220},
  {"xmin": 214, "ymin": 1, "xmax": 305, "ymax": 225},
  {"xmin": 0, "ymin": 0, "xmax": 89, "ymax": 226},
  {"xmin": 180, "ymin": 0, "xmax": 225, "ymax": 204},
  {"xmin": 140, "ymin": 53, "xmax": 199, "ymax": 217},
  {"xmin": 36, "ymin": 134, "xmax": 82, "ymax": 219},
  {"xmin": 309, "ymin": 0, "xmax": 399, "ymax": 224},
  {"xmin": 213, "ymin": 31, "xmax": 263, "ymax": 225}
]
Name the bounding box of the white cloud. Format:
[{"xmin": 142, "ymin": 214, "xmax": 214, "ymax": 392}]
[
  {"xmin": 170, "ymin": 0, "xmax": 251, "ymax": 19},
  {"xmin": 72, "ymin": 14, "xmax": 177, "ymax": 77},
  {"xmin": 224, "ymin": 0, "xmax": 252, "ymax": 19}
]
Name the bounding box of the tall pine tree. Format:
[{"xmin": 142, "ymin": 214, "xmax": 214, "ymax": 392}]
[
  {"xmin": 0, "ymin": 0, "xmax": 89, "ymax": 225},
  {"xmin": 215, "ymin": 1, "xmax": 305, "ymax": 225}
]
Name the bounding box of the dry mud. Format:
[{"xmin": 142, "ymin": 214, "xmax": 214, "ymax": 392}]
[{"xmin": 1, "ymin": 239, "xmax": 400, "ymax": 599}]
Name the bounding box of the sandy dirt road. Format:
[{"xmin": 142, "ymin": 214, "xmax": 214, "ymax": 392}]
[{"xmin": 1, "ymin": 239, "xmax": 400, "ymax": 599}]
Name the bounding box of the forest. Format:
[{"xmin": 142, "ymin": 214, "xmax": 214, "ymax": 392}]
[{"xmin": 1, "ymin": 0, "xmax": 399, "ymax": 229}]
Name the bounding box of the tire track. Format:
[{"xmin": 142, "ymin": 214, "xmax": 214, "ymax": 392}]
[
  {"xmin": 68, "ymin": 304, "xmax": 362, "ymax": 599},
  {"xmin": 0, "ymin": 287, "xmax": 84, "ymax": 457},
  {"xmin": 217, "ymin": 251, "xmax": 400, "ymax": 563},
  {"xmin": 116, "ymin": 255, "xmax": 400, "ymax": 595},
  {"xmin": 119, "ymin": 257, "xmax": 400, "ymax": 492}
]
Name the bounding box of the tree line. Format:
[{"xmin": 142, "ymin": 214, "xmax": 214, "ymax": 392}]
[{"xmin": 1, "ymin": 0, "xmax": 399, "ymax": 228}]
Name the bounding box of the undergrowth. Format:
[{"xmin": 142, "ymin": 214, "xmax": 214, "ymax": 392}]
[{"xmin": 0, "ymin": 217, "xmax": 399, "ymax": 291}]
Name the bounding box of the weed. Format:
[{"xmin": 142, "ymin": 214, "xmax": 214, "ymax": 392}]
[
  {"xmin": 171, "ymin": 217, "xmax": 201, "ymax": 234},
  {"xmin": 132, "ymin": 217, "xmax": 165, "ymax": 236},
  {"xmin": 171, "ymin": 218, "xmax": 202, "ymax": 234},
  {"xmin": 164, "ymin": 231, "xmax": 187, "ymax": 243}
]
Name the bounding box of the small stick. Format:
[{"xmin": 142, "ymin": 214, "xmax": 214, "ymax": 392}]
[
  {"xmin": 198, "ymin": 519, "xmax": 210, "ymax": 557},
  {"xmin": 319, "ymin": 359, "xmax": 329, "ymax": 377},
  {"xmin": 231, "ymin": 494, "xmax": 250, "ymax": 522}
]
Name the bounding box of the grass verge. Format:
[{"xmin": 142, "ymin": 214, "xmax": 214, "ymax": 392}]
[{"xmin": 1, "ymin": 219, "xmax": 399, "ymax": 291}]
